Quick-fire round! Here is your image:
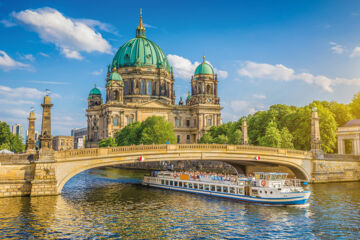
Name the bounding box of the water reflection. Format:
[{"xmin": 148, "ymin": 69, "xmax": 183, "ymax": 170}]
[{"xmin": 0, "ymin": 167, "xmax": 359, "ymax": 239}]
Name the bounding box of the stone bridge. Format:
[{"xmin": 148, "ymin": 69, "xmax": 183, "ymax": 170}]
[{"xmin": 1, "ymin": 144, "xmax": 359, "ymax": 197}]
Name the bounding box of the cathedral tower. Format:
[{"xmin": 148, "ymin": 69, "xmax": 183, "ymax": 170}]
[{"xmin": 189, "ymin": 56, "xmax": 219, "ymax": 105}]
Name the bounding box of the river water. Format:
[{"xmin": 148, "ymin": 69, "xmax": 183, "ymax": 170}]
[{"xmin": 0, "ymin": 167, "xmax": 359, "ymax": 239}]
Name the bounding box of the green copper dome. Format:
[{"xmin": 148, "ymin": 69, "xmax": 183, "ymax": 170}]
[
  {"xmin": 112, "ymin": 37, "xmax": 170, "ymax": 71},
  {"xmin": 89, "ymin": 85, "xmax": 101, "ymax": 96},
  {"xmin": 108, "ymin": 71, "xmax": 123, "ymax": 81},
  {"xmin": 111, "ymin": 15, "xmax": 170, "ymax": 71},
  {"xmin": 195, "ymin": 56, "xmax": 214, "ymax": 75}
]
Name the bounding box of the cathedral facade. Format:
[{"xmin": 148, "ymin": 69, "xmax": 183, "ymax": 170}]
[{"xmin": 86, "ymin": 13, "xmax": 222, "ymax": 147}]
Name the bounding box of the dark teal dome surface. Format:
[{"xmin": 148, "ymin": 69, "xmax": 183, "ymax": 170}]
[{"xmin": 112, "ymin": 37, "xmax": 170, "ymax": 71}]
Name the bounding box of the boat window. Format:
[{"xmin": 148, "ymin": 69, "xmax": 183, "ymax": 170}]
[
  {"xmin": 230, "ymin": 187, "xmax": 235, "ymax": 194},
  {"xmin": 161, "ymin": 180, "xmax": 164, "ymax": 185},
  {"xmin": 184, "ymin": 182, "xmax": 188, "ymax": 188},
  {"xmin": 223, "ymin": 186, "xmax": 228, "ymax": 193},
  {"xmin": 238, "ymin": 188, "xmax": 244, "ymax": 195},
  {"xmin": 194, "ymin": 183, "xmax": 198, "ymax": 189},
  {"xmin": 175, "ymin": 181, "xmax": 178, "ymax": 186},
  {"xmin": 189, "ymin": 183, "xmax": 193, "ymax": 188},
  {"xmin": 199, "ymin": 184, "xmax": 204, "ymax": 190},
  {"xmin": 238, "ymin": 182, "xmax": 244, "ymax": 186},
  {"xmin": 266, "ymin": 175, "xmax": 271, "ymax": 180},
  {"xmin": 171, "ymin": 181, "xmax": 174, "ymax": 186},
  {"xmin": 216, "ymin": 186, "xmax": 222, "ymax": 192},
  {"xmin": 205, "ymin": 185, "xmax": 210, "ymax": 191},
  {"xmin": 265, "ymin": 191, "xmax": 267, "ymax": 194},
  {"xmin": 211, "ymin": 185, "xmax": 216, "ymax": 191},
  {"xmin": 270, "ymin": 191, "xmax": 273, "ymax": 194},
  {"xmin": 259, "ymin": 190, "xmax": 262, "ymax": 193},
  {"xmin": 166, "ymin": 180, "xmax": 169, "ymax": 185},
  {"xmin": 179, "ymin": 182, "xmax": 183, "ymax": 187}
]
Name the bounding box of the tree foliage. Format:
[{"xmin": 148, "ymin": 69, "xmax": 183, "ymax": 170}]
[
  {"xmin": 198, "ymin": 122, "xmax": 242, "ymax": 144},
  {"xmin": 0, "ymin": 121, "xmax": 25, "ymax": 153},
  {"xmin": 98, "ymin": 137, "xmax": 117, "ymax": 148},
  {"xmin": 350, "ymin": 92, "xmax": 360, "ymax": 119},
  {"xmin": 114, "ymin": 116, "xmax": 176, "ymax": 146}
]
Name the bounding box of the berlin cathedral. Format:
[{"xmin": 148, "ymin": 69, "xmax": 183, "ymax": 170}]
[{"xmin": 86, "ymin": 13, "xmax": 222, "ymax": 147}]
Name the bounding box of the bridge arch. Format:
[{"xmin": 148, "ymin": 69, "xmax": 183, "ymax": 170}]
[{"xmin": 55, "ymin": 144, "xmax": 313, "ymax": 194}]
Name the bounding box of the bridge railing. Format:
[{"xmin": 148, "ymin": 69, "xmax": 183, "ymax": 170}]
[
  {"xmin": 0, "ymin": 153, "xmax": 37, "ymax": 164},
  {"xmin": 55, "ymin": 144, "xmax": 311, "ymax": 160}
]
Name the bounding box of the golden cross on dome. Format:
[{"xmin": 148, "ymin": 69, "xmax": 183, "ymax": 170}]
[
  {"xmin": 203, "ymin": 56, "xmax": 206, "ymax": 63},
  {"xmin": 94, "ymin": 83, "xmax": 96, "ymax": 88}
]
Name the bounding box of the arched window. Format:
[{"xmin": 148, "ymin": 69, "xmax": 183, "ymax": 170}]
[
  {"xmin": 113, "ymin": 118, "xmax": 119, "ymax": 126},
  {"xmin": 207, "ymin": 118, "xmax": 212, "ymax": 127},
  {"xmin": 130, "ymin": 80, "xmax": 134, "ymax": 94},
  {"xmin": 141, "ymin": 79, "xmax": 146, "ymax": 94},
  {"xmin": 114, "ymin": 91, "xmax": 119, "ymax": 100},
  {"xmin": 147, "ymin": 81, "xmax": 152, "ymax": 95},
  {"xmin": 175, "ymin": 118, "xmax": 181, "ymax": 127},
  {"xmin": 128, "ymin": 115, "xmax": 134, "ymax": 124},
  {"xmin": 207, "ymin": 85, "xmax": 211, "ymax": 94},
  {"xmin": 124, "ymin": 81, "xmax": 129, "ymax": 95}
]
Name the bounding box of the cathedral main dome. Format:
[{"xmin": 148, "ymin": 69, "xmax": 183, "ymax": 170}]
[{"xmin": 111, "ymin": 13, "xmax": 170, "ymax": 71}]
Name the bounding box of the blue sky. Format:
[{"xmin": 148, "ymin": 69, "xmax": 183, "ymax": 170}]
[{"xmin": 1, "ymin": 0, "xmax": 360, "ymax": 136}]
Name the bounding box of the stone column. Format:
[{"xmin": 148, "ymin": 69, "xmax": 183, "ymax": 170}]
[
  {"xmin": 241, "ymin": 120, "xmax": 248, "ymax": 145},
  {"xmin": 26, "ymin": 111, "xmax": 36, "ymax": 153},
  {"xmin": 353, "ymin": 136, "xmax": 360, "ymax": 155},
  {"xmin": 39, "ymin": 95, "xmax": 53, "ymax": 150},
  {"xmin": 311, "ymin": 107, "xmax": 322, "ymax": 152},
  {"xmin": 337, "ymin": 137, "xmax": 345, "ymax": 154}
]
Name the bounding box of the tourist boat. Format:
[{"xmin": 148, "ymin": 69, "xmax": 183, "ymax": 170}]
[{"xmin": 143, "ymin": 171, "xmax": 311, "ymax": 205}]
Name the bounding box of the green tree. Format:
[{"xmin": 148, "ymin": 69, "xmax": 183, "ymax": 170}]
[
  {"xmin": 258, "ymin": 121, "xmax": 282, "ymax": 148},
  {"xmin": 213, "ymin": 134, "xmax": 228, "ymax": 144},
  {"xmin": 115, "ymin": 122, "xmax": 142, "ymax": 146},
  {"xmin": 198, "ymin": 133, "xmax": 213, "ymax": 143},
  {"xmin": 98, "ymin": 137, "xmax": 117, "ymax": 147},
  {"xmin": 350, "ymin": 91, "xmax": 360, "ymax": 118},
  {"xmin": 0, "ymin": 121, "xmax": 25, "ymax": 153},
  {"xmin": 229, "ymin": 129, "xmax": 242, "ymax": 144},
  {"xmin": 139, "ymin": 116, "xmax": 176, "ymax": 144},
  {"xmin": 280, "ymin": 127, "xmax": 294, "ymax": 149}
]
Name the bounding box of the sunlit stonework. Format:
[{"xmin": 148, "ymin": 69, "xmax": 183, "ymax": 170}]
[{"xmin": 86, "ymin": 13, "xmax": 222, "ymax": 147}]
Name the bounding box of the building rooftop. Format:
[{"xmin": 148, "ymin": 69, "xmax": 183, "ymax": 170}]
[{"xmin": 344, "ymin": 119, "xmax": 360, "ymax": 127}]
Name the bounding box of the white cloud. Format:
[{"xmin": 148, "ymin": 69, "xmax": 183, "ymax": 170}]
[
  {"xmin": 39, "ymin": 52, "xmax": 49, "ymax": 57},
  {"xmin": 12, "ymin": 7, "xmax": 112, "ymax": 60},
  {"xmin": 350, "ymin": 46, "xmax": 360, "ymax": 58},
  {"xmin": 28, "ymin": 80, "xmax": 70, "ymax": 85},
  {"xmin": 167, "ymin": 54, "xmax": 200, "ymax": 79},
  {"xmin": 143, "ymin": 23, "xmax": 157, "ymax": 29},
  {"xmin": 0, "ymin": 19, "xmax": 16, "ymax": 27},
  {"xmin": 61, "ymin": 48, "xmax": 83, "ymax": 60},
  {"xmin": 167, "ymin": 54, "xmax": 228, "ymax": 80},
  {"xmin": 77, "ymin": 19, "xmax": 118, "ymax": 35},
  {"xmin": 222, "ymin": 99, "xmax": 266, "ymax": 122},
  {"xmin": 0, "ymin": 50, "xmax": 31, "ymax": 71},
  {"xmin": 238, "ymin": 61, "xmax": 337, "ymax": 92},
  {"xmin": 22, "ymin": 54, "xmax": 35, "ymax": 62},
  {"xmin": 214, "ymin": 68, "xmax": 228, "ymax": 79},
  {"xmin": 238, "ymin": 61, "xmax": 294, "ymax": 81},
  {"xmin": 0, "ymin": 85, "xmax": 51, "ymax": 99},
  {"xmin": 329, "ymin": 42, "xmax": 344, "ymax": 54},
  {"xmin": 91, "ymin": 69, "xmax": 103, "ymax": 76},
  {"xmin": 252, "ymin": 94, "xmax": 266, "ymax": 99}
]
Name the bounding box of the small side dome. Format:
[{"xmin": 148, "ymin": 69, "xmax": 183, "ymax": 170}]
[
  {"xmin": 89, "ymin": 84, "xmax": 101, "ymax": 96},
  {"xmin": 109, "ymin": 72, "xmax": 123, "ymax": 81},
  {"xmin": 195, "ymin": 56, "xmax": 214, "ymax": 75}
]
